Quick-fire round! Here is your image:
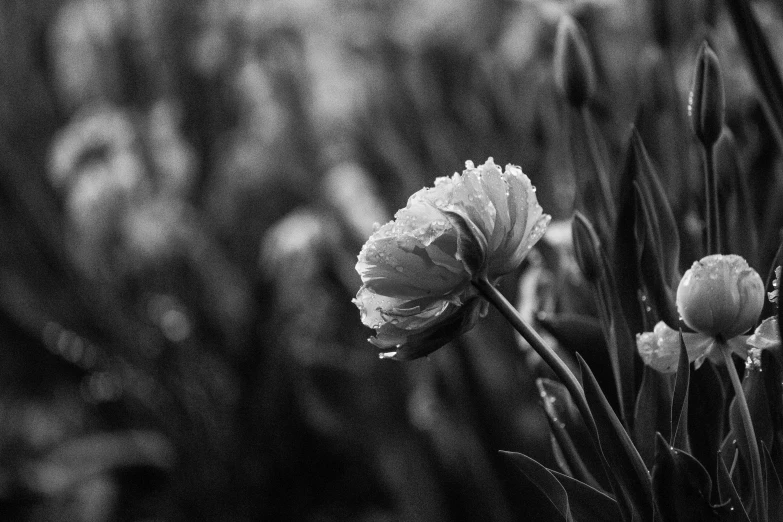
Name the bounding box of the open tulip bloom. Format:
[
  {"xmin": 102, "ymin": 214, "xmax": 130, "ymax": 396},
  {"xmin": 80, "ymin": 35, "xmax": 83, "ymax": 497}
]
[
  {"xmin": 353, "ymin": 158, "xmax": 550, "ymax": 360},
  {"xmin": 353, "ymin": 153, "xmax": 783, "ymax": 521},
  {"xmin": 347, "ymin": 9, "xmax": 783, "ymax": 518},
  {"xmin": 637, "ymin": 254, "xmax": 765, "ymax": 372}
]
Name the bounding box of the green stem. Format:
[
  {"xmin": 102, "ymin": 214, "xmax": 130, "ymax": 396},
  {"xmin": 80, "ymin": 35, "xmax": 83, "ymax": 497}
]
[
  {"xmin": 472, "ymin": 277, "xmax": 598, "ymax": 437},
  {"xmin": 721, "ymin": 344, "xmax": 766, "ymax": 522},
  {"xmin": 581, "ymin": 106, "xmax": 616, "ymax": 224},
  {"xmin": 702, "ymin": 144, "xmax": 720, "ymax": 254}
]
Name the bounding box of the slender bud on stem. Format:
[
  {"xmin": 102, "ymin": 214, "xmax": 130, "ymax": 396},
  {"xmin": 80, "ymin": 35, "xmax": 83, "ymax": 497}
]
[
  {"xmin": 554, "ymin": 15, "xmax": 597, "ymax": 108},
  {"xmin": 690, "ymin": 42, "xmax": 724, "ymax": 253},
  {"xmin": 689, "ymin": 41, "xmax": 725, "ymax": 147}
]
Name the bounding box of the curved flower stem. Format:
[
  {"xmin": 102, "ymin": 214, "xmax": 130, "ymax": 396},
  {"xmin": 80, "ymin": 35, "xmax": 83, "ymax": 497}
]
[
  {"xmin": 721, "ymin": 344, "xmax": 766, "ymax": 522},
  {"xmin": 472, "ymin": 277, "xmax": 597, "ymax": 437}
]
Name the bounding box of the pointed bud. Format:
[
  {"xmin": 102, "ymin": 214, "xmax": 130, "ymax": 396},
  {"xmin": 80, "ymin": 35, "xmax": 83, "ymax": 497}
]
[
  {"xmin": 553, "ymin": 15, "xmax": 597, "ymax": 108},
  {"xmin": 688, "ymin": 41, "xmax": 725, "ymax": 146}
]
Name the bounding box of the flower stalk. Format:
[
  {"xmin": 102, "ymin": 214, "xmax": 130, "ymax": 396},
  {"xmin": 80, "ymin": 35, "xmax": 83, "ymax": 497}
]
[
  {"xmin": 689, "ymin": 41, "xmax": 725, "ymax": 254},
  {"xmin": 703, "ymin": 145, "xmax": 720, "ymax": 254},
  {"xmin": 720, "ymin": 343, "xmax": 766, "ymax": 522},
  {"xmin": 472, "ymin": 277, "xmax": 598, "ymax": 439}
]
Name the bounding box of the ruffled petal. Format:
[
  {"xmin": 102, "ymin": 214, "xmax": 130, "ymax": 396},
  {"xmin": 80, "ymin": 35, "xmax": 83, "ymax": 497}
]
[
  {"xmin": 489, "ymin": 164, "xmax": 550, "ymax": 275},
  {"xmin": 353, "ymin": 157, "xmax": 549, "ymax": 360},
  {"xmin": 477, "ymin": 160, "xmax": 510, "ymax": 253},
  {"xmin": 353, "ymin": 286, "xmax": 458, "ymax": 331},
  {"xmin": 636, "ymin": 321, "xmax": 714, "ymax": 373},
  {"xmin": 747, "ymin": 316, "xmax": 781, "ymax": 351},
  {"xmin": 448, "ymin": 161, "xmax": 496, "ymax": 239},
  {"xmin": 356, "ymin": 207, "xmax": 469, "ymax": 296},
  {"xmin": 373, "ymin": 297, "xmax": 485, "ymax": 360}
]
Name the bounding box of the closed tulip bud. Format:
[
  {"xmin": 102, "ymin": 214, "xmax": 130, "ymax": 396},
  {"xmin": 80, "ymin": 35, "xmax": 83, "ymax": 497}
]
[
  {"xmin": 688, "ymin": 41, "xmax": 725, "ymax": 146},
  {"xmin": 553, "ymin": 15, "xmax": 597, "ymax": 108},
  {"xmin": 676, "ymin": 254, "xmax": 764, "ymax": 340}
]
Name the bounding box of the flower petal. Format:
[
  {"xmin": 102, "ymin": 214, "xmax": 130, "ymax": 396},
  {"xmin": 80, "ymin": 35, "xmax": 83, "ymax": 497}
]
[
  {"xmin": 357, "ymin": 218, "xmax": 468, "ymax": 296},
  {"xmin": 372, "ymin": 297, "xmax": 485, "ymax": 360},
  {"xmin": 477, "ymin": 160, "xmax": 511, "ymax": 253},
  {"xmin": 747, "ymin": 316, "xmax": 780, "ymax": 351},
  {"xmin": 636, "ymin": 321, "xmax": 714, "ymax": 373},
  {"xmin": 448, "ymin": 162, "xmax": 496, "ymax": 239}
]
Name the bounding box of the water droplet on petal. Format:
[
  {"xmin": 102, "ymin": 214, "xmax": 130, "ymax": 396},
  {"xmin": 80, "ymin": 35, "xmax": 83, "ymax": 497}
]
[{"xmin": 379, "ymin": 351, "xmax": 397, "ymax": 359}]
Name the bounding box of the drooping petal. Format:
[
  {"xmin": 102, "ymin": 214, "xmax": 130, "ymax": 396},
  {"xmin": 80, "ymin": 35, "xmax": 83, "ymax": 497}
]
[
  {"xmin": 636, "ymin": 321, "xmax": 714, "ymax": 373},
  {"xmin": 372, "ymin": 297, "xmax": 485, "ymax": 360},
  {"xmin": 353, "ymin": 286, "xmax": 463, "ymax": 334},
  {"xmin": 357, "ymin": 232, "xmax": 467, "ymax": 296},
  {"xmin": 353, "ymin": 157, "xmax": 549, "ymax": 360}
]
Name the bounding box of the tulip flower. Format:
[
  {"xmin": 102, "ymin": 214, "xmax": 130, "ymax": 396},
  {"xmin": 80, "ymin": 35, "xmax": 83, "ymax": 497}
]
[
  {"xmin": 354, "ymin": 158, "xmax": 550, "ymax": 360},
  {"xmin": 745, "ymin": 266, "xmax": 782, "ymax": 367},
  {"xmin": 636, "ymin": 254, "xmax": 764, "ymax": 373}
]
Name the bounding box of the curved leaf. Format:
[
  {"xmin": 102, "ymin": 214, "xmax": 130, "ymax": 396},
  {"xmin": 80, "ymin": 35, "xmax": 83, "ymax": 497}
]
[
  {"xmin": 651, "ymin": 433, "xmax": 717, "ymax": 521},
  {"xmin": 501, "ymin": 451, "xmax": 620, "ymax": 522},
  {"xmin": 762, "ymin": 444, "xmax": 783, "ymax": 521},
  {"xmin": 573, "ymin": 213, "xmax": 637, "ymax": 427},
  {"xmin": 578, "ymin": 354, "xmax": 654, "ymax": 521},
  {"xmin": 537, "ymin": 378, "xmax": 606, "ymax": 491},
  {"xmin": 717, "ymin": 452, "xmax": 752, "ymax": 522},
  {"xmin": 671, "ymin": 329, "xmax": 691, "ymax": 452},
  {"xmin": 633, "ymin": 365, "xmax": 673, "ymax": 466},
  {"xmin": 724, "ymin": 0, "xmax": 783, "ymax": 153},
  {"xmin": 501, "ymin": 450, "xmax": 573, "ymax": 521},
  {"xmin": 690, "ymin": 362, "xmax": 726, "ymax": 489},
  {"xmin": 538, "ymin": 314, "xmax": 618, "ymax": 413},
  {"xmin": 729, "ymin": 361, "xmax": 774, "ymax": 490}
]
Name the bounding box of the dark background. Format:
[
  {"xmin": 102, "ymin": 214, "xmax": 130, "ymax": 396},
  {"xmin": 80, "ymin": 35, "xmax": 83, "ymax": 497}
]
[{"xmin": 0, "ymin": 0, "xmax": 781, "ymax": 520}]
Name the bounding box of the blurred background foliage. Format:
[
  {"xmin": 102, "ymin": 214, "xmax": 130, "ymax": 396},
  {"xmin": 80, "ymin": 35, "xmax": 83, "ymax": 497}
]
[{"xmin": 0, "ymin": 0, "xmax": 782, "ymax": 520}]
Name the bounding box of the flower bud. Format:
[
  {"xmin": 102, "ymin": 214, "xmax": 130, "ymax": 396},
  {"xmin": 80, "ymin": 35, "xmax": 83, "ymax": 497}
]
[
  {"xmin": 676, "ymin": 254, "xmax": 764, "ymax": 339},
  {"xmin": 688, "ymin": 41, "xmax": 725, "ymax": 146},
  {"xmin": 553, "ymin": 15, "xmax": 597, "ymax": 108}
]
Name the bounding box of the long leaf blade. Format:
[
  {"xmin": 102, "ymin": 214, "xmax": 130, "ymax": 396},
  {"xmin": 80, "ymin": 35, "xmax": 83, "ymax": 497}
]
[
  {"xmin": 578, "ymin": 354, "xmax": 655, "ymax": 521},
  {"xmin": 671, "ymin": 330, "xmax": 691, "ymax": 452}
]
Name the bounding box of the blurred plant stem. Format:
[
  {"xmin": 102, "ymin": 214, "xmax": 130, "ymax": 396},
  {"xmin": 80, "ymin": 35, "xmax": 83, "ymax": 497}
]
[
  {"xmin": 703, "ymin": 144, "xmax": 720, "ymax": 254},
  {"xmin": 581, "ymin": 107, "xmax": 615, "ymax": 225},
  {"xmin": 720, "ymin": 343, "xmax": 765, "ymax": 522},
  {"xmin": 472, "ymin": 277, "xmax": 598, "ymax": 441}
]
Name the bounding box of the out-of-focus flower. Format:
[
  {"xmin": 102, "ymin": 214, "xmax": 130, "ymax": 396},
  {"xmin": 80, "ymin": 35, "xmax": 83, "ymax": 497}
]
[
  {"xmin": 676, "ymin": 254, "xmax": 764, "ymax": 339},
  {"xmin": 770, "ymin": 266, "xmax": 781, "ymax": 303},
  {"xmin": 636, "ymin": 321, "xmax": 748, "ymax": 373},
  {"xmin": 354, "ymin": 158, "xmax": 550, "ymax": 360},
  {"xmin": 322, "ymin": 162, "xmax": 389, "ymax": 242},
  {"xmin": 636, "ymin": 254, "xmax": 764, "ymax": 373},
  {"xmin": 746, "ymin": 267, "xmax": 782, "ymax": 367},
  {"xmin": 746, "ymin": 316, "xmax": 780, "ymax": 368},
  {"xmin": 260, "ymin": 208, "xmax": 341, "ymax": 284},
  {"xmin": 553, "ymin": 14, "xmax": 596, "ymax": 108}
]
